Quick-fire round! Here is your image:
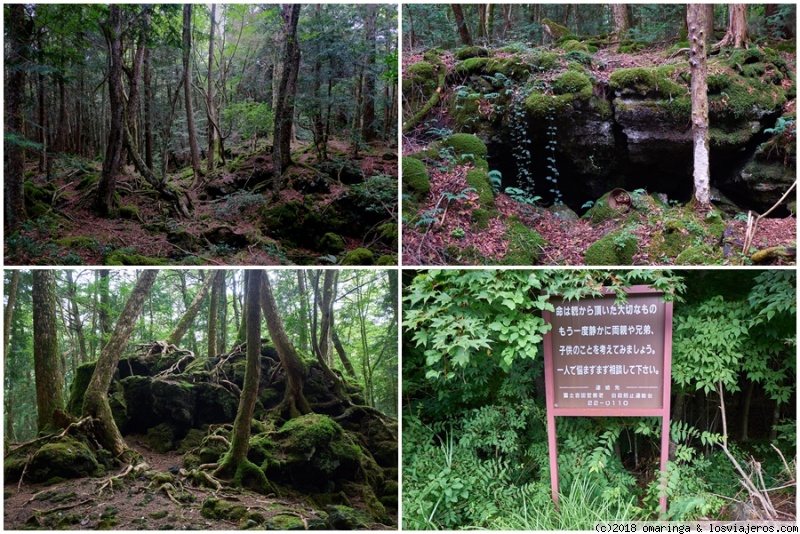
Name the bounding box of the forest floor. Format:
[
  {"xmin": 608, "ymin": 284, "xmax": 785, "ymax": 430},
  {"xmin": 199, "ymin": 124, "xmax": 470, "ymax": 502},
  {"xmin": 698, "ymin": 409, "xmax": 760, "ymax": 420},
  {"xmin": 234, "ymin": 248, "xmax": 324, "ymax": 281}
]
[
  {"xmin": 6, "ymin": 139, "xmax": 398, "ymax": 266},
  {"xmin": 4, "ymin": 437, "xmax": 395, "ymax": 530}
]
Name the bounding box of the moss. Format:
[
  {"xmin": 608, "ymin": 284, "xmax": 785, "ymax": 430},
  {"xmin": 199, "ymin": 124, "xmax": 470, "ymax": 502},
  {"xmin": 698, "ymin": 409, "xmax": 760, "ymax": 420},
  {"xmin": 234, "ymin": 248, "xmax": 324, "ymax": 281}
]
[
  {"xmin": 201, "ymin": 497, "xmax": 233, "ymax": 520},
  {"xmin": 105, "ymin": 251, "xmax": 169, "ymax": 266},
  {"xmin": 319, "ymin": 232, "xmax": 345, "ymax": 253},
  {"xmin": 552, "ymin": 71, "xmax": 592, "ymax": 96},
  {"xmin": 28, "ymin": 436, "xmax": 101, "ymax": 483},
  {"xmin": 457, "ymin": 57, "xmax": 490, "ymax": 75},
  {"xmin": 649, "ymin": 220, "xmax": 693, "ymax": 260},
  {"xmin": 530, "ymin": 50, "xmax": 560, "ymax": 71},
  {"xmin": 325, "ymin": 505, "xmax": 372, "ymax": 529},
  {"xmin": 266, "ymin": 514, "xmax": 306, "ymax": 530},
  {"xmin": 675, "ymin": 245, "xmax": 720, "ymax": 265},
  {"xmin": 484, "ymin": 57, "xmax": 531, "ymax": 79},
  {"xmin": 55, "ymin": 236, "xmax": 98, "ymax": 250},
  {"xmin": 471, "ymin": 208, "xmax": 491, "ymax": 229},
  {"xmin": 376, "ymin": 254, "xmax": 396, "ymax": 266},
  {"xmin": 67, "ymin": 361, "xmax": 96, "ymax": 416},
  {"xmin": 465, "ymin": 169, "xmax": 495, "ymax": 208},
  {"xmin": 342, "ymin": 247, "xmax": 374, "ymax": 265},
  {"xmin": 709, "ymin": 124, "xmax": 760, "ymax": 147},
  {"xmin": 377, "ymin": 223, "xmax": 398, "ymax": 243},
  {"xmin": 143, "ymin": 424, "xmax": 176, "ymax": 454},
  {"xmin": 525, "ymin": 92, "xmax": 583, "ymax": 119},
  {"xmin": 455, "ymin": 46, "xmax": 488, "ymax": 60},
  {"xmin": 560, "ymin": 39, "xmax": 588, "ymax": 52},
  {"xmin": 609, "ymin": 66, "xmax": 686, "ymax": 99},
  {"xmin": 440, "ymin": 133, "xmax": 488, "ymax": 159},
  {"xmin": 402, "ymin": 156, "xmax": 430, "ymax": 201},
  {"xmin": 584, "ymin": 229, "xmax": 639, "ymax": 265},
  {"xmin": 502, "ymin": 220, "xmax": 546, "ymax": 265},
  {"xmin": 119, "ymin": 205, "xmax": 139, "ymax": 219},
  {"xmin": 406, "ymin": 61, "xmax": 435, "ymax": 80},
  {"xmin": 149, "ymin": 510, "xmax": 169, "ymax": 520},
  {"xmin": 541, "ymin": 18, "xmax": 570, "ymax": 40},
  {"xmin": 281, "ymin": 414, "xmax": 341, "ymax": 451}
]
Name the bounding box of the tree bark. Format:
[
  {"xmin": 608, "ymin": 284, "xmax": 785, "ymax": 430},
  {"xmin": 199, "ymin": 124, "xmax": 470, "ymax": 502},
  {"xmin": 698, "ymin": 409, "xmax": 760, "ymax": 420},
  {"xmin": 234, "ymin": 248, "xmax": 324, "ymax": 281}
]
[
  {"xmin": 183, "ymin": 4, "xmax": 202, "ymax": 187},
  {"xmin": 4, "ymin": 271, "xmax": 21, "ymax": 358},
  {"xmin": 5, "ymin": 4, "xmax": 30, "ymax": 232},
  {"xmin": 207, "ymin": 270, "xmax": 225, "ymax": 359},
  {"xmin": 296, "ymin": 270, "xmax": 311, "ymax": 354},
  {"xmin": 688, "ymin": 4, "xmax": 711, "ymax": 209},
  {"xmin": 332, "ymin": 328, "xmax": 357, "ymax": 378},
  {"xmin": 717, "ymin": 4, "xmax": 748, "ymax": 48},
  {"xmin": 272, "ymin": 4, "xmax": 302, "ymax": 196},
  {"xmin": 166, "ymin": 270, "xmax": 213, "ymax": 347},
  {"xmin": 451, "ymin": 5, "xmax": 472, "ymax": 46},
  {"xmin": 32, "ymin": 271, "xmax": 66, "ymax": 432},
  {"xmin": 613, "ymin": 4, "xmax": 629, "ymax": 38},
  {"xmin": 361, "ymin": 4, "xmax": 378, "ymax": 143},
  {"xmin": 95, "ymin": 5, "xmax": 124, "ymax": 217},
  {"xmin": 261, "ymin": 273, "xmax": 311, "ymax": 418},
  {"xmin": 66, "ymin": 271, "xmax": 88, "ymax": 363},
  {"xmin": 98, "ymin": 269, "xmax": 111, "ymax": 351},
  {"xmin": 215, "ymin": 271, "xmax": 267, "ymax": 488},
  {"xmin": 207, "ymin": 4, "xmax": 217, "ymax": 173},
  {"xmin": 83, "ymin": 271, "xmax": 157, "ymax": 460},
  {"xmin": 144, "ymin": 46, "xmax": 153, "ymax": 170}
]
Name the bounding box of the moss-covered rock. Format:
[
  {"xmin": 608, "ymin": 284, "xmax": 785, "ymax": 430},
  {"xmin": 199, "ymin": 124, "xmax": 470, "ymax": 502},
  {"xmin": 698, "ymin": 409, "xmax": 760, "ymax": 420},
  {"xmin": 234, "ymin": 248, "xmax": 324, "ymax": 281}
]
[
  {"xmin": 266, "ymin": 514, "xmax": 306, "ymax": 530},
  {"xmin": 502, "ymin": 220, "xmax": 546, "ymax": 265},
  {"xmin": 584, "ymin": 229, "xmax": 639, "ymax": 265},
  {"xmin": 541, "ymin": 18, "xmax": 570, "ymax": 40},
  {"xmin": 675, "ymin": 245, "xmax": 721, "ymax": 265},
  {"xmin": 465, "ymin": 168, "xmax": 495, "ymax": 208},
  {"xmin": 319, "ymin": 232, "xmax": 345, "ymax": 254},
  {"xmin": 27, "ymin": 437, "xmax": 102, "ymax": 483},
  {"xmin": 342, "ymin": 247, "xmax": 375, "ymax": 265},
  {"xmin": 119, "ymin": 205, "xmax": 139, "ymax": 220},
  {"xmin": 455, "ymin": 46, "xmax": 489, "ymax": 60},
  {"xmin": 376, "ymin": 254, "xmax": 396, "ymax": 265},
  {"xmin": 105, "ymin": 251, "xmax": 169, "ymax": 266},
  {"xmin": 55, "ymin": 236, "xmax": 99, "ymax": 251},
  {"xmin": 440, "ymin": 133, "xmax": 488, "ymax": 159},
  {"xmin": 325, "ymin": 505, "xmax": 372, "ymax": 529},
  {"xmin": 560, "ymin": 39, "xmax": 589, "ymax": 52},
  {"xmin": 402, "ymin": 156, "xmax": 430, "ymax": 201},
  {"xmin": 552, "ymin": 70, "xmax": 592, "ymax": 96}
]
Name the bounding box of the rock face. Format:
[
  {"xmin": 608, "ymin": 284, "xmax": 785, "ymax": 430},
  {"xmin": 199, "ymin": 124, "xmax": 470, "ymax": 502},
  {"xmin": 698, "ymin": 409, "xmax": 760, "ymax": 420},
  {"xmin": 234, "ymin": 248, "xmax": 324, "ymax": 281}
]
[{"xmin": 413, "ymin": 45, "xmax": 795, "ymax": 213}]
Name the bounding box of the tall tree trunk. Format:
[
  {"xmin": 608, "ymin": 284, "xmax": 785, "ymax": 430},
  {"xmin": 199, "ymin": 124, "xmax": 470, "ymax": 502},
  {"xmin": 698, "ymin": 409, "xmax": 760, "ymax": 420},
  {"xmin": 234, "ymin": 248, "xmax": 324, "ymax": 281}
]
[
  {"xmin": 66, "ymin": 271, "xmax": 88, "ymax": 363},
  {"xmin": 144, "ymin": 46, "xmax": 153, "ymax": 169},
  {"xmin": 5, "ymin": 3, "xmax": 28, "ymax": 233},
  {"xmin": 271, "ymin": 4, "xmax": 302, "ymax": 196},
  {"xmin": 361, "ymin": 4, "xmax": 378, "ymax": 142},
  {"xmin": 451, "ymin": 5, "xmax": 472, "ymax": 46},
  {"xmin": 207, "ymin": 4, "xmax": 217, "ymax": 173},
  {"xmin": 717, "ymin": 4, "xmax": 749, "ymax": 48},
  {"xmin": 332, "ymin": 329, "xmax": 356, "ymax": 378},
  {"xmin": 207, "ymin": 270, "xmax": 225, "ymax": 359},
  {"xmin": 217, "ymin": 272, "xmax": 227, "ymax": 355},
  {"xmin": 261, "ymin": 273, "xmax": 311, "ymax": 419},
  {"xmin": 37, "ymin": 32, "xmax": 47, "ymax": 174},
  {"xmin": 613, "ymin": 4, "xmax": 629, "ymax": 38},
  {"xmin": 4, "ymin": 271, "xmax": 21, "ymax": 357},
  {"xmin": 183, "ymin": 4, "xmax": 202, "ymax": 187},
  {"xmin": 33, "ymin": 271, "xmax": 66, "ymax": 432},
  {"xmin": 124, "ymin": 6, "xmax": 149, "ymax": 164},
  {"xmin": 98, "ymin": 269, "xmax": 111, "ymax": 351},
  {"xmin": 83, "ymin": 271, "xmax": 157, "ymax": 461},
  {"xmin": 311, "ymin": 271, "xmax": 348, "ymax": 400},
  {"xmin": 296, "ymin": 270, "xmax": 311, "ymax": 354},
  {"xmin": 487, "ymin": 4, "xmax": 495, "ymax": 44},
  {"xmin": 95, "ymin": 5, "xmax": 124, "ymax": 217},
  {"xmin": 215, "ymin": 271, "xmax": 272, "ymax": 492},
  {"xmin": 688, "ymin": 4, "xmax": 711, "ymax": 209},
  {"xmin": 166, "ymin": 270, "xmax": 213, "ymax": 347},
  {"xmin": 477, "ymin": 4, "xmax": 487, "ymax": 41}
]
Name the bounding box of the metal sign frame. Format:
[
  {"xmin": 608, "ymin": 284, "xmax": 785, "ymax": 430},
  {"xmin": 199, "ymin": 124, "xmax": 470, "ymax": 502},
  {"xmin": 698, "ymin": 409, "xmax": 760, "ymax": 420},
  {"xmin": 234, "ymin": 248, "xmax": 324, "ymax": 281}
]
[{"xmin": 542, "ymin": 285, "xmax": 673, "ymax": 514}]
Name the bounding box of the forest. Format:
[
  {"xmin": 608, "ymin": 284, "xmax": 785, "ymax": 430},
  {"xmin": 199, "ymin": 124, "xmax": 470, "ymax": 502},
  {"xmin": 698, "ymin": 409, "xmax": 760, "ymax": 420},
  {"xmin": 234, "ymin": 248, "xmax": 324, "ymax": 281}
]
[
  {"xmin": 4, "ymin": 269, "xmax": 398, "ymax": 529},
  {"xmin": 401, "ymin": 4, "xmax": 796, "ymax": 266},
  {"xmin": 5, "ymin": 4, "xmax": 398, "ymax": 266},
  {"xmin": 402, "ymin": 269, "xmax": 796, "ymax": 528}
]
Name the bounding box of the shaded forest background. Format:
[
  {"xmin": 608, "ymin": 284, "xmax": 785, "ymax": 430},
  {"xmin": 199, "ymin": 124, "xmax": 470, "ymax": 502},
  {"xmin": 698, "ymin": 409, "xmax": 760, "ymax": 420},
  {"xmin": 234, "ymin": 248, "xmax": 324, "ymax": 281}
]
[
  {"xmin": 4, "ymin": 269, "xmax": 398, "ymax": 443},
  {"xmin": 5, "ymin": 4, "xmax": 399, "ymax": 265}
]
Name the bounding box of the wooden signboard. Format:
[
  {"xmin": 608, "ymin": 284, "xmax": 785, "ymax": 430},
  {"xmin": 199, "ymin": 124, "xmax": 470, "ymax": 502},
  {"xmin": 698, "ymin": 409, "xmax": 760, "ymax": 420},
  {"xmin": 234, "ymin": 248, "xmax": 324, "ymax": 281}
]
[{"xmin": 542, "ymin": 286, "xmax": 673, "ymax": 514}]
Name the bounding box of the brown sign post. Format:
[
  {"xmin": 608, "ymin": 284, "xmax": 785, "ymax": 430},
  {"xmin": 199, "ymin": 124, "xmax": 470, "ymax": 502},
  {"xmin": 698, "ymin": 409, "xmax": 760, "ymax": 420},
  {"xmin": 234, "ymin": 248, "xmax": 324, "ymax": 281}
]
[{"xmin": 542, "ymin": 285, "xmax": 673, "ymax": 515}]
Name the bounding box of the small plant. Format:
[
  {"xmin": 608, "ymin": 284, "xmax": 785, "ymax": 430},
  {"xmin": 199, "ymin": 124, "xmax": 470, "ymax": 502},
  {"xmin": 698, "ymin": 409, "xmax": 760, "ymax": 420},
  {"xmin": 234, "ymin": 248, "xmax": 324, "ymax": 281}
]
[
  {"xmin": 544, "ymin": 106, "xmax": 563, "ymax": 204},
  {"xmin": 505, "ymin": 187, "xmax": 541, "ymax": 205},
  {"xmin": 488, "ymin": 170, "xmax": 503, "ymax": 192},
  {"xmin": 581, "ymin": 200, "xmax": 595, "ymax": 210},
  {"xmin": 450, "ymin": 228, "xmax": 466, "ymax": 239}
]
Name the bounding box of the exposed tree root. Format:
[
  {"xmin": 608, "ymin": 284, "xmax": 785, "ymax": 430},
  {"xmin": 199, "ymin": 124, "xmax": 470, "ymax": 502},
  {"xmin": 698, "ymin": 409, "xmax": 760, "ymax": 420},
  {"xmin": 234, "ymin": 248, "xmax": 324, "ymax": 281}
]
[
  {"xmin": 180, "ymin": 468, "xmax": 223, "ymax": 492},
  {"xmin": 97, "ymin": 462, "xmax": 149, "ymax": 495}
]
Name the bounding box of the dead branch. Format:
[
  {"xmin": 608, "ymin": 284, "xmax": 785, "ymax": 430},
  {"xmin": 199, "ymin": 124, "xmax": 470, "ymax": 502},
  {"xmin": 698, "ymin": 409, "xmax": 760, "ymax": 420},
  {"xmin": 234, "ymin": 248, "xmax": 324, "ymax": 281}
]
[{"xmin": 33, "ymin": 498, "xmax": 94, "ymax": 514}]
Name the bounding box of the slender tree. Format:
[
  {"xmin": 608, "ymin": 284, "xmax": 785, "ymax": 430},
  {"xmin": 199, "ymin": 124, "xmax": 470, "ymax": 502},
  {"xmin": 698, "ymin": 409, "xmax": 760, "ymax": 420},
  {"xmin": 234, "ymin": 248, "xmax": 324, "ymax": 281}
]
[
  {"xmin": 183, "ymin": 4, "xmax": 202, "ymax": 186},
  {"xmin": 272, "ymin": 4, "xmax": 302, "ymax": 195},
  {"xmin": 5, "ymin": 4, "xmax": 30, "ymax": 232},
  {"xmin": 717, "ymin": 4, "xmax": 749, "ymax": 48},
  {"xmin": 207, "ymin": 4, "xmax": 218, "ymax": 173},
  {"xmin": 451, "ymin": 5, "xmax": 472, "ymax": 45},
  {"xmin": 82, "ymin": 270, "xmax": 158, "ymax": 460},
  {"xmin": 612, "ymin": 4, "xmax": 629, "ymax": 39},
  {"xmin": 4, "ymin": 270, "xmax": 21, "ymax": 358},
  {"xmin": 688, "ymin": 4, "xmax": 711, "ymax": 209},
  {"xmin": 32, "ymin": 271, "xmax": 66, "ymax": 432},
  {"xmin": 94, "ymin": 5, "xmax": 124, "ymax": 216},
  {"xmin": 166, "ymin": 270, "xmax": 212, "ymax": 347},
  {"xmin": 262, "ymin": 272, "xmax": 312, "ymax": 418},
  {"xmin": 361, "ymin": 4, "xmax": 378, "ymax": 143},
  {"xmin": 215, "ymin": 270, "xmax": 273, "ymax": 492}
]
